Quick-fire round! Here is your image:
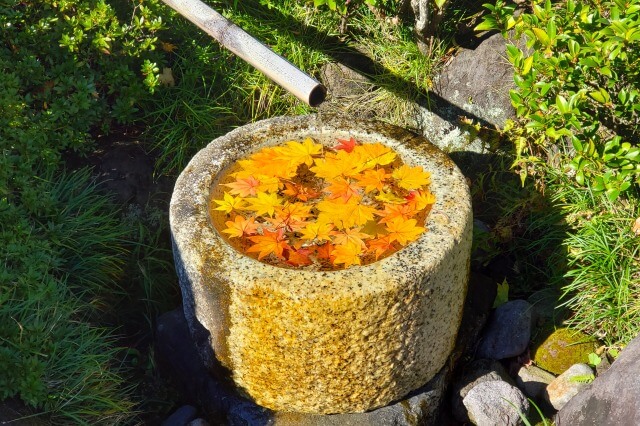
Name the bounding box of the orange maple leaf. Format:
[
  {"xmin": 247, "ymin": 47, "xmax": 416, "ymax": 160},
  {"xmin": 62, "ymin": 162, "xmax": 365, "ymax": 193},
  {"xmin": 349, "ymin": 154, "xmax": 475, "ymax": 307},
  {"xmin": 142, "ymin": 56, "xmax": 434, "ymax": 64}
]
[
  {"xmin": 367, "ymin": 235, "xmax": 395, "ymax": 260},
  {"xmin": 282, "ymin": 182, "xmax": 320, "ymax": 201},
  {"xmin": 333, "ymin": 137, "xmax": 357, "ymax": 153},
  {"xmin": 385, "ymin": 217, "xmax": 425, "ymax": 245},
  {"xmin": 224, "ymin": 176, "xmax": 260, "ymax": 197},
  {"xmin": 355, "ymin": 168, "xmax": 389, "ymax": 193},
  {"xmin": 315, "ymin": 242, "xmax": 335, "ymax": 261},
  {"xmin": 270, "ymin": 202, "xmax": 312, "ymax": 231},
  {"xmin": 330, "ymin": 227, "xmax": 371, "ymax": 248},
  {"xmin": 286, "ymin": 248, "xmax": 313, "ymax": 267},
  {"xmin": 222, "ymin": 215, "xmax": 259, "ymax": 238},
  {"xmin": 406, "ymin": 190, "xmax": 436, "ymax": 211},
  {"xmin": 376, "ymin": 203, "xmax": 418, "ymax": 224},
  {"xmin": 247, "ymin": 229, "xmax": 290, "ymax": 259},
  {"xmin": 331, "ymin": 241, "xmax": 362, "ymax": 268},
  {"xmin": 237, "ymin": 147, "xmax": 297, "ymax": 180},
  {"xmin": 392, "ymin": 165, "xmax": 431, "ymax": 190},
  {"xmin": 323, "ymin": 176, "xmax": 361, "ymax": 201}
]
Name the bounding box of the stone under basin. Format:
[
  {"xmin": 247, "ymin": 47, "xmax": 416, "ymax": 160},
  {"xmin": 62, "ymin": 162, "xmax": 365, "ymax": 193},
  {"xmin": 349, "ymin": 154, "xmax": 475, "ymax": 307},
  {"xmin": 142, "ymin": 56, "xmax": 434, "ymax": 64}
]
[{"xmin": 169, "ymin": 114, "xmax": 472, "ymax": 414}]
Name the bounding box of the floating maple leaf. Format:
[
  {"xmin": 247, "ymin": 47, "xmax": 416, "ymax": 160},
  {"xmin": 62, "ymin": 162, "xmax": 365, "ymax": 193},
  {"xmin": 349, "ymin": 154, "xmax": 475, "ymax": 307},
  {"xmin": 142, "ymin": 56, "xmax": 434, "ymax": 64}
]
[
  {"xmin": 286, "ymin": 248, "xmax": 313, "ymax": 267},
  {"xmin": 331, "ymin": 241, "xmax": 362, "ymax": 268},
  {"xmin": 333, "ymin": 137, "xmax": 357, "ymax": 153},
  {"xmin": 355, "ymin": 168, "xmax": 389, "ymax": 193},
  {"xmin": 300, "ymin": 222, "xmax": 334, "ymax": 242},
  {"xmin": 224, "ymin": 176, "xmax": 260, "ymax": 197},
  {"xmin": 385, "ymin": 217, "xmax": 425, "ymax": 245},
  {"xmin": 356, "ymin": 143, "xmax": 396, "ymax": 168},
  {"xmin": 222, "ymin": 215, "xmax": 259, "ymax": 238},
  {"xmin": 323, "ymin": 176, "xmax": 361, "ymax": 201},
  {"xmin": 331, "ymin": 227, "xmax": 371, "ymax": 249},
  {"xmin": 406, "ymin": 190, "xmax": 436, "ymax": 211},
  {"xmin": 367, "ymin": 235, "xmax": 395, "ymax": 260},
  {"xmin": 247, "ymin": 229, "xmax": 290, "ymax": 260},
  {"xmin": 392, "ymin": 165, "xmax": 431, "ymax": 190},
  {"xmin": 282, "ymin": 182, "xmax": 320, "ymax": 201},
  {"xmin": 275, "ymin": 138, "xmax": 323, "ymax": 167},
  {"xmin": 244, "ymin": 192, "xmax": 282, "ymax": 217},
  {"xmin": 376, "ymin": 203, "xmax": 418, "ymax": 224},
  {"xmin": 212, "ymin": 193, "xmax": 245, "ymax": 214}
]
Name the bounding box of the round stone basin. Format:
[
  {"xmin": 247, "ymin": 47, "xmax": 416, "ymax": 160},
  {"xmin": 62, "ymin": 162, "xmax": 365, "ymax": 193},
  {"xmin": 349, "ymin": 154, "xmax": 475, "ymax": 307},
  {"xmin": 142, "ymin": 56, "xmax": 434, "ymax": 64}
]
[{"xmin": 170, "ymin": 114, "xmax": 472, "ymax": 414}]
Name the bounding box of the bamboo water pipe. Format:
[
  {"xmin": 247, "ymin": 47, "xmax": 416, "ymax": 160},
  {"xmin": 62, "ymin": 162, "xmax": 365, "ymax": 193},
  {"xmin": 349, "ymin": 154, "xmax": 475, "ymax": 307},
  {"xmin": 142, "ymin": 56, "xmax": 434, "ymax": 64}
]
[{"xmin": 162, "ymin": 0, "xmax": 327, "ymax": 107}]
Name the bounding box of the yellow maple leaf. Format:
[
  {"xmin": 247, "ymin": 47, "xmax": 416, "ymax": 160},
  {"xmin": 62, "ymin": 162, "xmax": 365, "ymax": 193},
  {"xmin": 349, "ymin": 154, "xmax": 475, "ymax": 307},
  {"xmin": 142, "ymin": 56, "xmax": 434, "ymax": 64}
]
[
  {"xmin": 375, "ymin": 191, "xmax": 406, "ymax": 204},
  {"xmin": 385, "ymin": 217, "xmax": 425, "ymax": 245},
  {"xmin": 392, "ymin": 165, "xmax": 431, "ymax": 190},
  {"xmin": 275, "ymin": 138, "xmax": 324, "ymax": 167},
  {"xmin": 270, "ymin": 202, "xmax": 312, "ymax": 232},
  {"xmin": 331, "ymin": 241, "xmax": 362, "ymax": 268},
  {"xmin": 244, "ymin": 192, "xmax": 282, "ymax": 217},
  {"xmin": 316, "ymin": 198, "xmax": 375, "ymax": 229},
  {"xmin": 222, "ymin": 215, "xmax": 259, "ymax": 238},
  {"xmin": 355, "ymin": 143, "xmax": 396, "ymax": 168},
  {"xmin": 237, "ymin": 147, "xmax": 297, "ymax": 179},
  {"xmin": 299, "ymin": 222, "xmax": 334, "ymax": 242},
  {"xmin": 212, "ymin": 192, "xmax": 245, "ymax": 214},
  {"xmin": 310, "ymin": 150, "xmax": 364, "ymax": 180}
]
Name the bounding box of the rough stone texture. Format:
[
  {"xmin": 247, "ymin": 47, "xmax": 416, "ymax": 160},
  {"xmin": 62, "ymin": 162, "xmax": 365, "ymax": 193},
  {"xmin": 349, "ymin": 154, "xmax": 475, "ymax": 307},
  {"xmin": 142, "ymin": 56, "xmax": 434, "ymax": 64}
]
[
  {"xmin": 186, "ymin": 419, "xmax": 209, "ymax": 426},
  {"xmin": 556, "ymin": 334, "xmax": 640, "ymax": 425},
  {"xmin": 451, "ymin": 359, "xmax": 513, "ymax": 422},
  {"xmin": 531, "ymin": 328, "xmax": 598, "ymax": 375},
  {"xmin": 418, "ymin": 33, "xmax": 521, "ymax": 154},
  {"xmin": 515, "ymin": 365, "xmax": 556, "ymax": 400},
  {"xmin": 162, "ymin": 405, "xmax": 198, "ymax": 426},
  {"xmin": 170, "ymin": 114, "xmax": 473, "ymax": 414},
  {"xmin": 319, "ymin": 62, "xmax": 371, "ymax": 102},
  {"xmin": 545, "ymin": 363, "xmax": 593, "ymax": 411},
  {"xmin": 156, "ymin": 308, "xmax": 449, "ymax": 425},
  {"xmin": 463, "ymin": 380, "xmax": 530, "ymax": 426},
  {"xmin": 435, "ymin": 34, "xmax": 515, "ymax": 129},
  {"xmin": 477, "ymin": 300, "xmax": 535, "ymax": 360}
]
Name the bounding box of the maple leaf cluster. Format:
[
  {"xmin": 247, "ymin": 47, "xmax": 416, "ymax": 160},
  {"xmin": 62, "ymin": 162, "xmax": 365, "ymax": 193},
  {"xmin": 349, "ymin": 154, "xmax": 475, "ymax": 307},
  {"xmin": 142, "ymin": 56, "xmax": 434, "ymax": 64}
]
[{"xmin": 211, "ymin": 137, "xmax": 436, "ymax": 269}]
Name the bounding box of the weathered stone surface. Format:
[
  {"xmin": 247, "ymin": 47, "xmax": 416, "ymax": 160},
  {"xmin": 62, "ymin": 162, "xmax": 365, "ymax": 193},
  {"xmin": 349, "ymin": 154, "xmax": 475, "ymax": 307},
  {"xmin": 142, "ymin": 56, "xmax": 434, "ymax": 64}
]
[
  {"xmin": 162, "ymin": 405, "xmax": 197, "ymax": 426},
  {"xmin": 545, "ymin": 363, "xmax": 593, "ymax": 411},
  {"xmin": 463, "ymin": 380, "xmax": 530, "ymax": 426},
  {"xmin": 556, "ymin": 334, "xmax": 640, "ymax": 425},
  {"xmin": 319, "ymin": 62, "xmax": 371, "ymax": 101},
  {"xmin": 157, "ymin": 308, "xmax": 450, "ymax": 425},
  {"xmin": 527, "ymin": 289, "xmax": 564, "ymax": 324},
  {"xmin": 418, "ymin": 33, "xmax": 521, "ymax": 154},
  {"xmin": 515, "ymin": 365, "xmax": 556, "ymax": 400},
  {"xmin": 451, "ymin": 359, "xmax": 513, "ymax": 422},
  {"xmin": 477, "ymin": 300, "xmax": 534, "ymax": 360},
  {"xmin": 531, "ymin": 328, "xmax": 598, "ymax": 375},
  {"xmin": 434, "ymin": 34, "xmax": 515, "ymax": 128},
  {"xmin": 170, "ymin": 115, "xmax": 473, "ymax": 414}
]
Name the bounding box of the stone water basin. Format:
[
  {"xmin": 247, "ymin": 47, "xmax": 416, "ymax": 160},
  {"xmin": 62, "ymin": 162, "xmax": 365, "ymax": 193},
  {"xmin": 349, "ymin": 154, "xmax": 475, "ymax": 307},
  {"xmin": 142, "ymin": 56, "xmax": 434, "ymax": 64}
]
[{"xmin": 170, "ymin": 114, "xmax": 472, "ymax": 414}]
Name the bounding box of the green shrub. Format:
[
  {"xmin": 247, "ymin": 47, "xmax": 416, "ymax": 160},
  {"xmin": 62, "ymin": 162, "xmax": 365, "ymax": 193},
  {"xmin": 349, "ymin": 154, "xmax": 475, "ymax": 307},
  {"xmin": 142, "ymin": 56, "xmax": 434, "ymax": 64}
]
[{"xmin": 479, "ymin": 0, "xmax": 640, "ymax": 201}]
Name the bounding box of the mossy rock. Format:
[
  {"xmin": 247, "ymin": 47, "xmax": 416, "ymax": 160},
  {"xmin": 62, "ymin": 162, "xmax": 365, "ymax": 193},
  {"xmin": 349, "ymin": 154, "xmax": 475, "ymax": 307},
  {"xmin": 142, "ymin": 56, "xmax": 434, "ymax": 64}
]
[{"xmin": 532, "ymin": 327, "xmax": 598, "ymax": 375}]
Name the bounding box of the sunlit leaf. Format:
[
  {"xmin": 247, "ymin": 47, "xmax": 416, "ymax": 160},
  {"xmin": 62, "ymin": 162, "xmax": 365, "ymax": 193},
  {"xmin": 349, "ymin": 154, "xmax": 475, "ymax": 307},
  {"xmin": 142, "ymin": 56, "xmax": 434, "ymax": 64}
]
[
  {"xmin": 385, "ymin": 217, "xmax": 425, "ymax": 245},
  {"xmin": 392, "ymin": 164, "xmax": 431, "ymax": 190},
  {"xmin": 222, "ymin": 215, "xmax": 259, "ymax": 238},
  {"xmin": 247, "ymin": 229, "xmax": 290, "ymax": 259}
]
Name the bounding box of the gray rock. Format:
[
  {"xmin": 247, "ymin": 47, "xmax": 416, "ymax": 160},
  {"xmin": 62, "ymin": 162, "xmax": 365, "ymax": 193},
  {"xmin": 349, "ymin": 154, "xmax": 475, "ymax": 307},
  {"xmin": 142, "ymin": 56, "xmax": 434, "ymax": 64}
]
[
  {"xmin": 463, "ymin": 380, "xmax": 530, "ymax": 426},
  {"xmin": 515, "ymin": 365, "xmax": 556, "ymax": 400},
  {"xmin": 320, "ymin": 62, "xmax": 371, "ymax": 99},
  {"xmin": 527, "ymin": 289, "xmax": 564, "ymax": 324},
  {"xmin": 186, "ymin": 419, "xmax": 209, "ymax": 426},
  {"xmin": 545, "ymin": 363, "xmax": 593, "ymax": 411},
  {"xmin": 477, "ymin": 300, "xmax": 534, "ymax": 360},
  {"xmin": 156, "ymin": 308, "xmax": 449, "ymax": 426},
  {"xmin": 162, "ymin": 405, "xmax": 198, "ymax": 426},
  {"xmin": 451, "ymin": 359, "xmax": 513, "ymax": 422},
  {"xmin": 434, "ymin": 33, "xmax": 516, "ymax": 129},
  {"xmin": 556, "ymin": 335, "xmax": 640, "ymax": 425}
]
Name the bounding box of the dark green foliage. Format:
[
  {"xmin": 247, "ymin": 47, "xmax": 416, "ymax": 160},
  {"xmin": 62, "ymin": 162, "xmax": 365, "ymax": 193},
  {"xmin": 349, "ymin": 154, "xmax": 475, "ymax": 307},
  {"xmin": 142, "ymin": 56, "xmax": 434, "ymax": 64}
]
[{"xmin": 479, "ymin": 0, "xmax": 640, "ymax": 201}]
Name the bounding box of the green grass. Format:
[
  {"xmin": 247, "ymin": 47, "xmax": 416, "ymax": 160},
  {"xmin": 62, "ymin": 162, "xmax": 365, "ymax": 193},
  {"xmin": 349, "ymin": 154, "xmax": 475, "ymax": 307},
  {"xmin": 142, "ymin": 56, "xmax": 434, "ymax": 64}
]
[{"xmin": 550, "ymin": 176, "xmax": 640, "ymax": 347}]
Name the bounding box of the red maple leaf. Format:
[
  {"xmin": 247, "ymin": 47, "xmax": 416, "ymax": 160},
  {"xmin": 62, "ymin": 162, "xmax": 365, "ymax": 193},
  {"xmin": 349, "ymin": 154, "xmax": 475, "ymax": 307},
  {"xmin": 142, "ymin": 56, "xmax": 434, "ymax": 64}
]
[{"xmin": 333, "ymin": 137, "xmax": 357, "ymax": 153}]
